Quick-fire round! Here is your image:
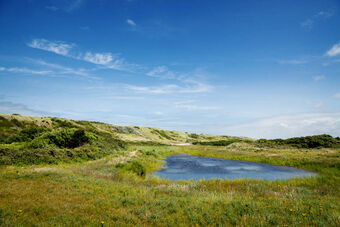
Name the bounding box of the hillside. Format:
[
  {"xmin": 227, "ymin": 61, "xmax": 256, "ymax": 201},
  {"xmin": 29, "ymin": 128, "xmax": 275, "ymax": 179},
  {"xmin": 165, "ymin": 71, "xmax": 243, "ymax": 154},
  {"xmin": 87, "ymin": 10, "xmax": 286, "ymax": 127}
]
[
  {"xmin": 0, "ymin": 114, "xmax": 339, "ymax": 226},
  {"xmin": 0, "ymin": 114, "xmax": 250, "ymax": 165}
]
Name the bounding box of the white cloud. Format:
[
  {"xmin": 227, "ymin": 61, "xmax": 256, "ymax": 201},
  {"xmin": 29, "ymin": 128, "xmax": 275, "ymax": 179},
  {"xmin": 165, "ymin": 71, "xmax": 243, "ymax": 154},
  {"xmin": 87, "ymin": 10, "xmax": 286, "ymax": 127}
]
[
  {"xmin": 326, "ymin": 42, "xmax": 340, "ymax": 57},
  {"xmin": 175, "ymin": 104, "xmax": 219, "ymax": 111},
  {"xmin": 333, "ymin": 93, "xmax": 340, "ymax": 99},
  {"xmin": 146, "ymin": 66, "xmax": 176, "ymax": 79},
  {"xmin": 27, "ymin": 38, "xmax": 133, "ymax": 71},
  {"xmin": 222, "ymin": 113, "xmax": 340, "ymax": 139},
  {"xmin": 66, "ymin": 0, "xmax": 83, "ymax": 12},
  {"xmin": 300, "ymin": 19, "xmax": 313, "ymax": 29},
  {"xmin": 0, "ymin": 101, "xmax": 53, "ymax": 116},
  {"xmin": 278, "ymin": 59, "xmax": 308, "ymax": 65},
  {"xmin": 126, "ymin": 19, "xmax": 136, "ymax": 26},
  {"xmin": 83, "ymin": 52, "xmax": 113, "ymax": 65},
  {"xmin": 301, "ymin": 11, "xmax": 334, "ymax": 30},
  {"xmin": 305, "ymin": 100, "xmax": 324, "ymax": 109},
  {"xmin": 30, "ymin": 59, "xmax": 98, "ymax": 79},
  {"xmin": 126, "ymin": 81, "xmax": 212, "ymax": 94},
  {"xmin": 28, "ymin": 39, "xmax": 74, "ymax": 56},
  {"xmin": 46, "ymin": 6, "xmax": 58, "ymax": 11},
  {"xmin": 0, "ymin": 66, "xmax": 52, "ymax": 75},
  {"xmin": 313, "ymin": 75, "xmax": 325, "ymax": 81},
  {"xmin": 316, "ymin": 11, "xmax": 333, "ymax": 18}
]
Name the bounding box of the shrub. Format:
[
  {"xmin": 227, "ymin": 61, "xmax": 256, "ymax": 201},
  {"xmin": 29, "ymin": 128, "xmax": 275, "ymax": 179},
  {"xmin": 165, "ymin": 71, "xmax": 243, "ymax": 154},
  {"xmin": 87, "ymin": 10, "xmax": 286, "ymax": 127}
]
[
  {"xmin": 128, "ymin": 161, "xmax": 146, "ymax": 176},
  {"xmin": 256, "ymin": 134, "xmax": 340, "ymax": 148},
  {"xmin": 116, "ymin": 161, "xmax": 146, "ymax": 176},
  {"xmin": 0, "ymin": 116, "xmax": 12, "ymax": 128},
  {"xmin": 47, "ymin": 129, "xmax": 96, "ymax": 148},
  {"xmin": 193, "ymin": 139, "xmax": 241, "ymax": 146}
]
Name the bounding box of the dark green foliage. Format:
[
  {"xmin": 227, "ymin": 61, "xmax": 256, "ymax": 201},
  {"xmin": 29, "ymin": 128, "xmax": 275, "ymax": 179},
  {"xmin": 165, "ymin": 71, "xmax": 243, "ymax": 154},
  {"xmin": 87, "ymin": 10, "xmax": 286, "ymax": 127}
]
[
  {"xmin": 47, "ymin": 129, "xmax": 88, "ymax": 148},
  {"xmin": 10, "ymin": 118, "xmax": 23, "ymax": 127},
  {"xmin": 193, "ymin": 139, "xmax": 241, "ymax": 146},
  {"xmin": 0, "ymin": 146, "xmax": 113, "ymax": 165},
  {"xmin": 0, "ymin": 115, "xmax": 126, "ymax": 165},
  {"xmin": 116, "ymin": 161, "xmax": 146, "ymax": 176},
  {"xmin": 189, "ymin": 133, "xmax": 199, "ymax": 139},
  {"xmin": 257, "ymin": 134, "xmax": 340, "ymax": 148},
  {"xmin": 4, "ymin": 127, "xmax": 48, "ymax": 144},
  {"xmin": 51, "ymin": 118, "xmax": 75, "ymax": 128},
  {"xmin": 151, "ymin": 129, "xmax": 173, "ymax": 140},
  {"xmin": 0, "ymin": 116, "xmax": 12, "ymax": 128}
]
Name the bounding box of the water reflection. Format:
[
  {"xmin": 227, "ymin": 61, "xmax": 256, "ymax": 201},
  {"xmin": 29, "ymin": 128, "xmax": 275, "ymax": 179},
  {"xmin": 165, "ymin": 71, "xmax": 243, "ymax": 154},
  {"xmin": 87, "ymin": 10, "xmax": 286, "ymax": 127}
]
[{"xmin": 153, "ymin": 154, "xmax": 315, "ymax": 181}]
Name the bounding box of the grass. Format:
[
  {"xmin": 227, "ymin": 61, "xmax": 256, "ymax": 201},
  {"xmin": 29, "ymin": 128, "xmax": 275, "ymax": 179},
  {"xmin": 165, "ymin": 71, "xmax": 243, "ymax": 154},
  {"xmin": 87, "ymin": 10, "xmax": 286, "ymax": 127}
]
[
  {"xmin": 0, "ymin": 144, "xmax": 339, "ymax": 226},
  {"xmin": 0, "ymin": 114, "xmax": 339, "ymax": 226}
]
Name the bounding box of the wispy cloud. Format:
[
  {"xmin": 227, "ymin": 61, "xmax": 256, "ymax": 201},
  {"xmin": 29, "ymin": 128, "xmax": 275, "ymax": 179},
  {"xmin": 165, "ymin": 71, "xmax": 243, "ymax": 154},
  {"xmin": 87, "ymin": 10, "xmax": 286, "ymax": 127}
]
[
  {"xmin": 326, "ymin": 42, "xmax": 340, "ymax": 57},
  {"xmin": 333, "ymin": 93, "xmax": 340, "ymax": 99},
  {"xmin": 30, "ymin": 59, "xmax": 98, "ymax": 79},
  {"xmin": 0, "ymin": 58, "xmax": 99, "ymax": 80},
  {"xmin": 305, "ymin": 100, "xmax": 324, "ymax": 109},
  {"xmin": 146, "ymin": 66, "xmax": 176, "ymax": 79},
  {"xmin": 66, "ymin": 0, "xmax": 84, "ymax": 12},
  {"xmin": 126, "ymin": 81, "xmax": 212, "ymax": 94},
  {"xmin": 27, "ymin": 38, "xmax": 134, "ymax": 71},
  {"xmin": 126, "ymin": 19, "xmax": 136, "ymax": 26},
  {"xmin": 313, "ymin": 75, "xmax": 325, "ymax": 81},
  {"xmin": 300, "ymin": 19, "xmax": 313, "ymax": 30},
  {"xmin": 0, "ymin": 66, "xmax": 52, "ymax": 75},
  {"xmin": 83, "ymin": 52, "xmax": 114, "ymax": 65},
  {"xmin": 28, "ymin": 39, "xmax": 74, "ymax": 56},
  {"xmin": 0, "ymin": 100, "xmax": 52, "ymax": 116},
  {"xmin": 174, "ymin": 100, "xmax": 219, "ymax": 110},
  {"xmin": 223, "ymin": 113, "xmax": 340, "ymax": 139},
  {"xmin": 45, "ymin": 6, "xmax": 58, "ymax": 11},
  {"xmin": 45, "ymin": 0, "xmax": 84, "ymax": 12},
  {"xmin": 301, "ymin": 10, "xmax": 334, "ymax": 30},
  {"xmin": 277, "ymin": 59, "xmax": 308, "ymax": 65}
]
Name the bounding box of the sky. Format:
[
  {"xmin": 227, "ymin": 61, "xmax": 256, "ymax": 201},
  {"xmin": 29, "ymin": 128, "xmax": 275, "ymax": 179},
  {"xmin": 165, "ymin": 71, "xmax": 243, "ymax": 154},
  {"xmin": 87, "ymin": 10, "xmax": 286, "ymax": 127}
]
[{"xmin": 0, "ymin": 0, "xmax": 340, "ymax": 139}]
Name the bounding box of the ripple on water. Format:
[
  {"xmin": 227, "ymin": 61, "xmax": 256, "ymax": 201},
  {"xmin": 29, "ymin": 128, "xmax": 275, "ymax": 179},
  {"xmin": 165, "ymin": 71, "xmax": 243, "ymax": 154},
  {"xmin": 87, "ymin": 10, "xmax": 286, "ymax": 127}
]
[{"xmin": 153, "ymin": 155, "xmax": 315, "ymax": 181}]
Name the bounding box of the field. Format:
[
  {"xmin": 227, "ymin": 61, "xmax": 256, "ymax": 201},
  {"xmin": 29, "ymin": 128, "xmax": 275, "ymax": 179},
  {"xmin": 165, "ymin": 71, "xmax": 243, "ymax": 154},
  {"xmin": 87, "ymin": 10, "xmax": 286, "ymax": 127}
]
[{"xmin": 0, "ymin": 115, "xmax": 339, "ymax": 226}]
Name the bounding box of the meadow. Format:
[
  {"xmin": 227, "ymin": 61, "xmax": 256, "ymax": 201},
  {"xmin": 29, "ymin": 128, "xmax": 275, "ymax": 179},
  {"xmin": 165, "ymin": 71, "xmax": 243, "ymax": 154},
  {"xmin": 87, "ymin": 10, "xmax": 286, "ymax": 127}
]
[{"xmin": 0, "ymin": 114, "xmax": 339, "ymax": 226}]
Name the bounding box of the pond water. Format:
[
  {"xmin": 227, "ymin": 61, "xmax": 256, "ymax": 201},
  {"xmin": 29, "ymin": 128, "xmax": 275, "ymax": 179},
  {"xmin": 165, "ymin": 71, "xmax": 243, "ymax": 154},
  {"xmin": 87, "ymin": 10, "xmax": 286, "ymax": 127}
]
[{"xmin": 153, "ymin": 154, "xmax": 315, "ymax": 181}]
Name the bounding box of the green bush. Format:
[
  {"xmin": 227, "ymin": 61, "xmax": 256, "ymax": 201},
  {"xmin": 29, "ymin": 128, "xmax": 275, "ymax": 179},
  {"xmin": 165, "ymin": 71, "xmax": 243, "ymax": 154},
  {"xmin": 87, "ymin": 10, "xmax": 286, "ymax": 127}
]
[
  {"xmin": 128, "ymin": 161, "xmax": 146, "ymax": 176},
  {"xmin": 116, "ymin": 161, "xmax": 146, "ymax": 176},
  {"xmin": 193, "ymin": 139, "xmax": 241, "ymax": 146},
  {"xmin": 47, "ymin": 129, "xmax": 96, "ymax": 148},
  {"xmin": 5, "ymin": 127, "xmax": 48, "ymax": 144},
  {"xmin": 0, "ymin": 116, "xmax": 12, "ymax": 128},
  {"xmin": 256, "ymin": 134, "xmax": 340, "ymax": 148}
]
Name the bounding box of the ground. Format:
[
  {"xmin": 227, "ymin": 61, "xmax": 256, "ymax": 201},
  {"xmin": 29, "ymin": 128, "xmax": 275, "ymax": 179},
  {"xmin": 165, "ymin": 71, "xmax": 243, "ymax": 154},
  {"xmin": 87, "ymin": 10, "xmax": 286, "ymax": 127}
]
[{"xmin": 0, "ymin": 144, "xmax": 339, "ymax": 226}]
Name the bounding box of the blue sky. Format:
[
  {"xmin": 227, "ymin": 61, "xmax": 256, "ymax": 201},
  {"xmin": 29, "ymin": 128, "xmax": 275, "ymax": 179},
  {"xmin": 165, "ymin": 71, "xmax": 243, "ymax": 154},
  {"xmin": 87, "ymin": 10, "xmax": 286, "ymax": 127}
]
[{"xmin": 0, "ymin": 0, "xmax": 340, "ymax": 138}]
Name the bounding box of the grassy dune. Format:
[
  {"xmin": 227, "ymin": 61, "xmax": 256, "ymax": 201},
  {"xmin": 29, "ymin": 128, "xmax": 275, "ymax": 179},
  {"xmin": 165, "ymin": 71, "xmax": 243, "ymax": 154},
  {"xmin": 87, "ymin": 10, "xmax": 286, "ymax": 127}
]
[{"xmin": 0, "ymin": 115, "xmax": 339, "ymax": 226}]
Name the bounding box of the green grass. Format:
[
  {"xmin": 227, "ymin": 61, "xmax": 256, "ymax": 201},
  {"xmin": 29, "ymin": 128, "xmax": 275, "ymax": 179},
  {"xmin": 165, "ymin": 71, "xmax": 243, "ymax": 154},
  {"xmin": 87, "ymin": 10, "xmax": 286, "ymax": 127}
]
[
  {"xmin": 0, "ymin": 114, "xmax": 339, "ymax": 226},
  {"xmin": 0, "ymin": 144, "xmax": 339, "ymax": 226}
]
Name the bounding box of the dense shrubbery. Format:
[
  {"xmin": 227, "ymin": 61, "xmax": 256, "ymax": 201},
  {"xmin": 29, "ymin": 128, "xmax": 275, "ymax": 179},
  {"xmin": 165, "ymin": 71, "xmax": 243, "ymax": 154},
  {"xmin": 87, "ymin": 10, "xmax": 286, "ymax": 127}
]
[
  {"xmin": 150, "ymin": 129, "xmax": 173, "ymax": 140},
  {"xmin": 0, "ymin": 116, "xmax": 126, "ymax": 165},
  {"xmin": 116, "ymin": 161, "xmax": 146, "ymax": 176},
  {"xmin": 257, "ymin": 134, "xmax": 340, "ymax": 148},
  {"xmin": 193, "ymin": 139, "xmax": 242, "ymax": 146}
]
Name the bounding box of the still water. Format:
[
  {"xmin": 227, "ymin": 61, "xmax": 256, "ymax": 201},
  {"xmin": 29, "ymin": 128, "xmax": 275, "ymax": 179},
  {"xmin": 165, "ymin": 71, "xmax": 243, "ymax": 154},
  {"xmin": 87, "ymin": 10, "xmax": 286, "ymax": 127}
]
[{"xmin": 153, "ymin": 154, "xmax": 315, "ymax": 181}]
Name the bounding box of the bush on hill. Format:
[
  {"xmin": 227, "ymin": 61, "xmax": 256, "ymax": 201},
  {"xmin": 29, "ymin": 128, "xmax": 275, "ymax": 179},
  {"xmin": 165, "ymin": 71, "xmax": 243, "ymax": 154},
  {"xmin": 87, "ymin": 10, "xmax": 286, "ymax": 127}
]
[
  {"xmin": 0, "ymin": 116, "xmax": 126, "ymax": 165},
  {"xmin": 257, "ymin": 134, "xmax": 340, "ymax": 148},
  {"xmin": 193, "ymin": 139, "xmax": 242, "ymax": 146}
]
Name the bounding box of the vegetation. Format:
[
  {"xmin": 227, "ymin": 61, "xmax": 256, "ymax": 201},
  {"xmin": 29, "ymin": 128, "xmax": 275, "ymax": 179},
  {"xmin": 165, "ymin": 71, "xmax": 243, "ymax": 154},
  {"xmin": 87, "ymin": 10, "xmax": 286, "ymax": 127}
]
[
  {"xmin": 0, "ymin": 114, "xmax": 339, "ymax": 226},
  {"xmin": 0, "ymin": 115, "xmax": 125, "ymax": 165},
  {"xmin": 193, "ymin": 138, "xmax": 244, "ymax": 146},
  {"xmin": 257, "ymin": 134, "xmax": 340, "ymax": 148}
]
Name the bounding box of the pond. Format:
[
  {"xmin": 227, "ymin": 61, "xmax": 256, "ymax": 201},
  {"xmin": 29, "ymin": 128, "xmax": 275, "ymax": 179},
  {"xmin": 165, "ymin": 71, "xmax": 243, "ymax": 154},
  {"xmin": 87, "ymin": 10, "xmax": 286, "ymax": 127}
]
[{"xmin": 153, "ymin": 154, "xmax": 315, "ymax": 181}]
